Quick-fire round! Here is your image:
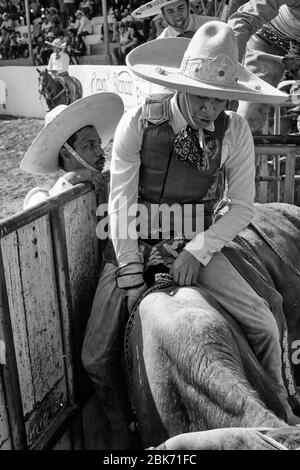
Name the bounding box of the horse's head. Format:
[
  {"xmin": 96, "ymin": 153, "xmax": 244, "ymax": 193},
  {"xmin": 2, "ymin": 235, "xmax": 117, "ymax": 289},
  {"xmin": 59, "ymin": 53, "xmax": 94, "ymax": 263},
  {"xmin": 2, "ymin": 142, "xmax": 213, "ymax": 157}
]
[{"xmin": 37, "ymin": 68, "xmax": 49, "ymax": 95}]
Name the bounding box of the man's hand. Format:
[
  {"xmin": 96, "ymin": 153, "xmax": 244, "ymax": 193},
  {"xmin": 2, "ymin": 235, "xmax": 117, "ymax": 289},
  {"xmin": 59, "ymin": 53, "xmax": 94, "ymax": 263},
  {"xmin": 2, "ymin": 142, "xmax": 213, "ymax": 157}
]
[
  {"xmin": 63, "ymin": 169, "xmax": 104, "ymax": 191},
  {"xmin": 170, "ymin": 249, "xmax": 202, "ymax": 286},
  {"xmin": 126, "ymin": 283, "xmax": 147, "ymax": 313}
]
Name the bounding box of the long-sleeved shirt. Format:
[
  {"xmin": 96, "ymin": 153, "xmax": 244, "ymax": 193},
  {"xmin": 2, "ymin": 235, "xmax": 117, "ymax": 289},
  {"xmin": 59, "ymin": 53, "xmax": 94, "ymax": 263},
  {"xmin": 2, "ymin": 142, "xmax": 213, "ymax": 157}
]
[
  {"xmin": 109, "ymin": 94, "xmax": 255, "ymax": 268},
  {"xmin": 228, "ymin": 0, "xmax": 300, "ymax": 61},
  {"xmin": 157, "ymin": 13, "xmax": 219, "ymax": 38},
  {"xmin": 77, "ymin": 15, "xmax": 93, "ymax": 35},
  {"xmin": 48, "ymin": 51, "xmax": 70, "ymax": 74}
]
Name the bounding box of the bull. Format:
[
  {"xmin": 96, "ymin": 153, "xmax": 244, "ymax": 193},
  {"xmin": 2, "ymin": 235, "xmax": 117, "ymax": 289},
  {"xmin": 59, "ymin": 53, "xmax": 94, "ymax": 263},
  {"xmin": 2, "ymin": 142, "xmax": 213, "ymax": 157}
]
[{"xmin": 125, "ymin": 203, "xmax": 300, "ymax": 450}]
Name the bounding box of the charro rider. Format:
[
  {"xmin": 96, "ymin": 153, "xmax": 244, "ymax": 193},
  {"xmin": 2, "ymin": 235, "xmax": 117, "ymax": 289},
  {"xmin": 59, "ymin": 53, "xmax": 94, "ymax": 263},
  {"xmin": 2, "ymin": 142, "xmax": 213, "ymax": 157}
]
[
  {"xmin": 132, "ymin": 0, "xmax": 219, "ymax": 38},
  {"xmin": 227, "ymin": 0, "xmax": 300, "ymax": 133},
  {"xmin": 81, "ymin": 21, "xmax": 294, "ymax": 451},
  {"xmin": 20, "ymin": 93, "xmax": 124, "ymax": 208},
  {"xmin": 46, "ymin": 37, "xmax": 76, "ymax": 103}
]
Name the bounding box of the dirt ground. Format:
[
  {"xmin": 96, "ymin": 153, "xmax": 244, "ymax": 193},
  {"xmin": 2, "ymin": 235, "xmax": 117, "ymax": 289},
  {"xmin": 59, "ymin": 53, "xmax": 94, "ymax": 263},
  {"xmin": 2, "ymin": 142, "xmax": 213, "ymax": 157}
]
[{"xmin": 0, "ymin": 115, "xmax": 112, "ymax": 221}]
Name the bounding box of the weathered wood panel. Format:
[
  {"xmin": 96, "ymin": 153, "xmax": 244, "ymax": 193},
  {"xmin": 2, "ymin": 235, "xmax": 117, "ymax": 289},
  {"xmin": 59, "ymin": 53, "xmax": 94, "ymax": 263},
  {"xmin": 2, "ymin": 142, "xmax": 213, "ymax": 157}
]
[
  {"xmin": 63, "ymin": 192, "xmax": 100, "ymax": 402},
  {"xmin": 0, "ymin": 184, "xmax": 104, "ymax": 448},
  {"xmin": 1, "ymin": 216, "xmax": 68, "ymax": 446},
  {"xmin": 0, "ymin": 374, "xmax": 12, "ymax": 450},
  {"xmin": 64, "ymin": 191, "xmax": 99, "ymax": 323}
]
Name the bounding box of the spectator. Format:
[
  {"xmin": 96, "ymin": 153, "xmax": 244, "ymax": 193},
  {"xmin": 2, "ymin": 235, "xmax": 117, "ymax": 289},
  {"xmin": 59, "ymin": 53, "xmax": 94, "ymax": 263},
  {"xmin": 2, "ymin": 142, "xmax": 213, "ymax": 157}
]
[
  {"xmin": 117, "ymin": 21, "xmax": 143, "ymax": 61},
  {"xmin": 0, "ymin": 25, "xmax": 10, "ymax": 58},
  {"xmin": 75, "ymin": 8, "xmax": 92, "ymax": 37},
  {"xmin": 1, "ymin": 11, "xmax": 14, "ymax": 31},
  {"xmin": 8, "ymin": 28, "xmax": 17, "ymax": 57},
  {"xmin": 40, "ymin": 29, "xmax": 56, "ymax": 62},
  {"xmin": 113, "ymin": 21, "xmax": 130, "ymax": 64},
  {"xmin": 67, "ymin": 12, "xmax": 79, "ymax": 32},
  {"xmin": 66, "ymin": 27, "xmax": 86, "ymax": 63},
  {"xmin": 121, "ymin": 7, "xmax": 133, "ymax": 23},
  {"xmin": 40, "ymin": 10, "xmax": 53, "ymax": 34},
  {"xmin": 15, "ymin": 30, "xmax": 28, "ymax": 57},
  {"xmin": 33, "ymin": 32, "xmax": 47, "ymax": 64}
]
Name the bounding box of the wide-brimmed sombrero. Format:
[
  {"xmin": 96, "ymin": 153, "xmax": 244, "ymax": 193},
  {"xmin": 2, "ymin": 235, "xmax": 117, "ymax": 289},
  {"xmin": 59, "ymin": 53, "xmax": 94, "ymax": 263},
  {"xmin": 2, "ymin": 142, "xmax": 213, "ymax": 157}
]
[
  {"xmin": 132, "ymin": 0, "xmax": 186, "ymax": 18},
  {"xmin": 126, "ymin": 21, "xmax": 288, "ymax": 104},
  {"xmin": 20, "ymin": 92, "xmax": 124, "ymax": 175}
]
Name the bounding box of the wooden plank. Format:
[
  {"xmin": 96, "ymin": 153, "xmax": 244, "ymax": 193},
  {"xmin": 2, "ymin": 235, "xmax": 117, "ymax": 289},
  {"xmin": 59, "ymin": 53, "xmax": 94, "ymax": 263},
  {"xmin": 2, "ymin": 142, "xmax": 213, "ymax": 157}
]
[
  {"xmin": 283, "ymin": 154, "xmax": 296, "ymax": 204},
  {"xmin": 63, "ymin": 192, "xmax": 99, "ymax": 346},
  {"xmin": 1, "ymin": 216, "xmax": 69, "ymax": 446},
  {"xmin": 63, "ymin": 192, "xmax": 100, "ymax": 402},
  {"xmin": 50, "ymin": 208, "xmax": 76, "ymax": 404},
  {"xmin": 0, "ymin": 238, "xmax": 28, "ymax": 449},
  {"xmin": 0, "ymin": 373, "xmax": 13, "ymax": 450}
]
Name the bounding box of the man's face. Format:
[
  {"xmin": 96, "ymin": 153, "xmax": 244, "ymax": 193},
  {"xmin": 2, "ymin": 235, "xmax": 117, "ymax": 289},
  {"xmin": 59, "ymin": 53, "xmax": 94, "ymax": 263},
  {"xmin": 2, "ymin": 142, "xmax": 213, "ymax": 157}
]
[
  {"xmin": 72, "ymin": 126, "xmax": 106, "ymax": 171},
  {"xmin": 162, "ymin": 0, "xmax": 189, "ymax": 32},
  {"xmin": 180, "ymin": 93, "xmax": 227, "ymax": 129}
]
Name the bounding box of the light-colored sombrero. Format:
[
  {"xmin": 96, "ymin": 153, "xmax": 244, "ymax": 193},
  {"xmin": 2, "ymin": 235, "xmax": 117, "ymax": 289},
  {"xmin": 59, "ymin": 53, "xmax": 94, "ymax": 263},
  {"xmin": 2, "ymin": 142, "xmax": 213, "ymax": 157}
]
[
  {"xmin": 132, "ymin": 0, "xmax": 186, "ymax": 18},
  {"xmin": 20, "ymin": 92, "xmax": 124, "ymax": 175},
  {"xmin": 126, "ymin": 21, "xmax": 288, "ymax": 104},
  {"xmin": 44, "ymin": 38, "xmax": 66, "ymax": 49}
]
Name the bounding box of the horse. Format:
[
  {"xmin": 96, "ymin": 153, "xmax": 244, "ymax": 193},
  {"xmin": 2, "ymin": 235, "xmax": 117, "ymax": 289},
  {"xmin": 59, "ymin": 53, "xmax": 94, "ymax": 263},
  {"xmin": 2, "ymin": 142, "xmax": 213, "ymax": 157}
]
[
  {"xmin": 37, "ymin": 68, "xmax": 82, "ymax": 110},
  {"xmin": 125, "ymin": 202, "xmax": 300, "ymax": 450}
]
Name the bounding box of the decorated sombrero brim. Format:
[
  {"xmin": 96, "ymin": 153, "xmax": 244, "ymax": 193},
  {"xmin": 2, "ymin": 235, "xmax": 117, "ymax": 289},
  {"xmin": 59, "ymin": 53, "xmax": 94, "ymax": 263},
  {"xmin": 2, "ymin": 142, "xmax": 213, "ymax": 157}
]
[
  {"xmin": 126, "ymin": 37, "xmax": 289, "ymax": 104},
  {"xmin": 20, "ymin": 92, "xmax": 124, "ymax": 175},
  {"xmin": 132, "ymin": 0, "xmax": 183, "ymax": 18}
]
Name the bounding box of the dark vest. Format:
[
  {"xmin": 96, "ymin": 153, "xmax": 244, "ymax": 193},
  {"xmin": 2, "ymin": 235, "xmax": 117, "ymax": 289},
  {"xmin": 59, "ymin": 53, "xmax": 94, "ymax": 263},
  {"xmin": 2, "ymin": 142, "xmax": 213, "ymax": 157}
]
[{"xmin": 138, "ymin": 94, "xmax": 229, "ymax": 235}]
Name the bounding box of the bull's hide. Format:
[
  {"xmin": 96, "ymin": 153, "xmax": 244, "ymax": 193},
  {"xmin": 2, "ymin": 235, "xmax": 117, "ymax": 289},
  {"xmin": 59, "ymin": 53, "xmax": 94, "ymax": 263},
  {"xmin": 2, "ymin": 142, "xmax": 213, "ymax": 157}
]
[{"xmin": 125, "ymin": 203, "xmax": 300, "ymax": 445}]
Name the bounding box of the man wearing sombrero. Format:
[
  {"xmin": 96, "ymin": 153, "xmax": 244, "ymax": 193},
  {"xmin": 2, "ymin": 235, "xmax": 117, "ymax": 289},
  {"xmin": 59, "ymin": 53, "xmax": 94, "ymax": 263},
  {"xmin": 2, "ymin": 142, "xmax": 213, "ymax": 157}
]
[
  {"xmin": 20, "ymin": 93, "xmax": 124, "ymax": 208},
  {"xmin": 132, "ymin": 0, "xmax": 218, "ymax": 38},
  {"xmin": 228, "ymin": 0, "xmax": 300, "ymax": 133},
  {"xmin": 82, "ymin": 21, "xmax": 299, "ymax": 450}
]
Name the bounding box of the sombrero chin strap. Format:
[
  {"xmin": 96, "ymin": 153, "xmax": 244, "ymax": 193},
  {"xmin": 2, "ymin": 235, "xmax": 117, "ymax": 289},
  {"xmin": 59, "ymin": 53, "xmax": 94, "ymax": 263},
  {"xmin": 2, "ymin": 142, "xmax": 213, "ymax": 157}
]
[{"xmin": 63, "ymin": 142, "xmax": 100, "ymax": 172}]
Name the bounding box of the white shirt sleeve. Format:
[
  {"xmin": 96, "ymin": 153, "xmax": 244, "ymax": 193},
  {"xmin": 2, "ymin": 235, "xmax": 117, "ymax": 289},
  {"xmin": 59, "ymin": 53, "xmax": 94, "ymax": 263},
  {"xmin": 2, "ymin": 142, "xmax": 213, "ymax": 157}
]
[
  {"xmin": 109, "ymin": 107, "xmax": 144, "ymax": 267},
  {"xmin": 185, "ymin": 112, "xmax": 255, "ymax": 265}
]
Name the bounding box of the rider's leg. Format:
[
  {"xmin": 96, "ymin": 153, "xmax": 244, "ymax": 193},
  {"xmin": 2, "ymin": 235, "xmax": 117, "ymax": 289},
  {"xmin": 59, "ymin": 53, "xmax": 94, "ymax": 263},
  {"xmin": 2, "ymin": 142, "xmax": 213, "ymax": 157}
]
[
  {"xmin": 197, "ymin": 252, "xmax": 300, "ymax": 425},
  {"xmin": 237, "ymin": 35, "xmax": 285, "ymax": 134},
  {"xmin": 82, "ymin": 262, "xmax": 135, "ymax": 449}
]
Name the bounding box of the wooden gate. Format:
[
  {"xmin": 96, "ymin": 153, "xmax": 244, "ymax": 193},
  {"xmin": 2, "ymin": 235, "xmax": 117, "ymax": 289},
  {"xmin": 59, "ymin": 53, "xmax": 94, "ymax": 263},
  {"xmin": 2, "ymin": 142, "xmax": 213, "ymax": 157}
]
[{"xmin": 0, "ymin": 183, "xmax": 105, "ymax": 450}]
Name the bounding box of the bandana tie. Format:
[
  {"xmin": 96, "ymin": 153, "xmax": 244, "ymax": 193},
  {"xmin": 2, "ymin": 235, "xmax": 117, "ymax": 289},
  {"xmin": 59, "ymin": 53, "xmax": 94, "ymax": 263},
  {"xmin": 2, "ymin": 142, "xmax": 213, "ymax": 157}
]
[{"xmin": 174, "ymin": 125, "xmax": 209, "ymax": 171}]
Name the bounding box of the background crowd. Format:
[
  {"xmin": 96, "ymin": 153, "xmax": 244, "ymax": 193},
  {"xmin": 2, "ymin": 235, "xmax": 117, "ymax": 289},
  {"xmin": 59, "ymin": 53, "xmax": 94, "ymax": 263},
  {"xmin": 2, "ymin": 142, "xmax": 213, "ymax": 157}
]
[{"xmin": 0, "ymin": 0, "xmax": 228, "ymax": 64}]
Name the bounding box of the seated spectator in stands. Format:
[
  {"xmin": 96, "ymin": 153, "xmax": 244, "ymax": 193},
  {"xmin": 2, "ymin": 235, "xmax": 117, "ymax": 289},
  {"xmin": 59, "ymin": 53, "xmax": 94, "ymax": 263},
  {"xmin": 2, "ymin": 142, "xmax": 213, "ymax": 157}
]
[
  {"xmin": 41, "ymin": 10, "xmax": 53, "ymax": 34},
  {"xmin": 15, "ymin": 30, "xmax": 29, "ymax": 58},
  {"xmin": 0, "ymin": 26, "xmax": 10, "ymax": 58},
  {"xmin": 9, "ymin": 29, "xmax": 17, "ymax": 58},
  {"xmin": 121, "ymin": 7, "xmax": 133, "ymax": 23},
  {"xmin": 21, "ymin": 32, "xmax": 29, "ymax": 57},
  {"xmin": 41, "ymin": 30, "xmax": 56, "ymax": 62},
  {"xmin": 33, "ymin": 32, "xmax": 47, "ymax": 64},
  {"xmin": 66, "ymin": 12, "xmax": 79, "ymax": 32},
  {"xmin": 66, "ymin": 27, "xmax": 86, "ymax": 64},
  {"xmin": 29, "ymin": 0, "xmax": 41, "ymax": 19},
  {"xmin": 75, "ymin": 8, "xmax": 92, "ymax": 37},
  {"xmin": 49, "ymin": 6, "xmax": 62, "ymax": 34},
  {"xmin": 115, "ymin": 21, "xmax": 143, "ymax": 63},
  {"xmin": 1, "ymin": 11, "xmax": 14, "ymax": 31},
  {"xmin": 113, "ymin": 21, "xmax": 130, "ymax": 64}
]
